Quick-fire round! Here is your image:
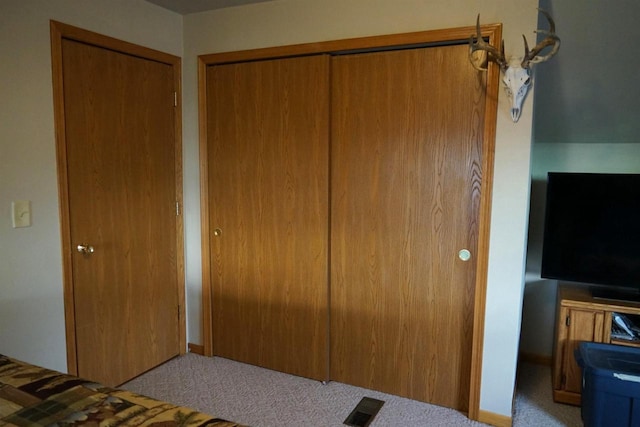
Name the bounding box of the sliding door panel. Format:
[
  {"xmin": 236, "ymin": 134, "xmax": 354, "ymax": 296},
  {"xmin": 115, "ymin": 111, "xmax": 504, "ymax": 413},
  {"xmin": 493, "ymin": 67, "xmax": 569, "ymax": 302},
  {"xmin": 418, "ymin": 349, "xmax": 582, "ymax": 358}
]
[
  {"xmin": 207, "ymin": 55, "xmax": 330, "ymax": 381},
  {"xmin": 330, "ymin": 44, "xmax": 486, "ymax": 410}
]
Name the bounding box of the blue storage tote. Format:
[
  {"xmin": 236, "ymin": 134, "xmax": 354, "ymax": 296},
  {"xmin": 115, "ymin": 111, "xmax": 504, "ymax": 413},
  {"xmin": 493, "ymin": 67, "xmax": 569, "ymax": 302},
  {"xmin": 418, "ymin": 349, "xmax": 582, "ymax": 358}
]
[{"xmin": 576, "ymin": 342, "xmax": 640, "ymax": 427}]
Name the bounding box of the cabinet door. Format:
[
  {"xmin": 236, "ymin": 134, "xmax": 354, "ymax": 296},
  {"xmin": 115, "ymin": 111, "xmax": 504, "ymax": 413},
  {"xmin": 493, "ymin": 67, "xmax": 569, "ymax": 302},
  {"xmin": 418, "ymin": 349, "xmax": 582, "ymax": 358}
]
[
  {"xmin": 206, "ymin": 55, "xmax": 330, "ymax": 381},
  {"xmin": 562, "ymin": 308, "xmax": 604, "ymax": 394},
  {"xmin": 330, "ymin": 44, "xmax": 486, "ymax": 411}
]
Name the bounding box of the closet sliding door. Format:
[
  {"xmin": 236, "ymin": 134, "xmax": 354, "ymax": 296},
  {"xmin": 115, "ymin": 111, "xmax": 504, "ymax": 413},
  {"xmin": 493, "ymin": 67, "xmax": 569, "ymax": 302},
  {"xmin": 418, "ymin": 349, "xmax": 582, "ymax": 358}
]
[
  {"xmin": 206, "ymin": 55, "xmax": 330, "ymax": 381},
  {"xmin": 330, "ymin": 44, "xmax": 486, "ymax": 411}
]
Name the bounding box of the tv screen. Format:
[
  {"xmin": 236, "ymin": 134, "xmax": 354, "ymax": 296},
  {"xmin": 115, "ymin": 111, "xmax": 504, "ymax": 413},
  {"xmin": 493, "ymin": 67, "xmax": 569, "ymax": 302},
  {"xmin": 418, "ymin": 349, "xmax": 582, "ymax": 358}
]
[{"xmin": 541, "ymin": 172, "xmax": 640, "ymax": 290}]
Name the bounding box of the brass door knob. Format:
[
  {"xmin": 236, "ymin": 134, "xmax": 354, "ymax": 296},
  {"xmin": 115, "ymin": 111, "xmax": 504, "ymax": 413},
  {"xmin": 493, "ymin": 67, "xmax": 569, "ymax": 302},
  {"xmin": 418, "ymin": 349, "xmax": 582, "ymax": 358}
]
[{"xmin": 76, "ymin": 244, "xmax": 95, "ymax": 254}]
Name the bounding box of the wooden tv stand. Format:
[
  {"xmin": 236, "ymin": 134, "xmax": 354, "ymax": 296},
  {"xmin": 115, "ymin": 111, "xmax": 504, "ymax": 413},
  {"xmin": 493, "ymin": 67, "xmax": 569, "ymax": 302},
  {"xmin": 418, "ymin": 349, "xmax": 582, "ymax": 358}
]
[{"xmin": 552, "ymin": 283, "xmax": 640, "ymax": 405}]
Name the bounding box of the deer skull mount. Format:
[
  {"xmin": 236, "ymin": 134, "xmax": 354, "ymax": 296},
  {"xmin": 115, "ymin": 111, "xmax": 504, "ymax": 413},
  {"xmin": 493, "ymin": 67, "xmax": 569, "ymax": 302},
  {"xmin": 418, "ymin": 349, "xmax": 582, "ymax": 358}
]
[{"xmin": 469, "ymin": 9, "xmax": 560, "ymax": 122}]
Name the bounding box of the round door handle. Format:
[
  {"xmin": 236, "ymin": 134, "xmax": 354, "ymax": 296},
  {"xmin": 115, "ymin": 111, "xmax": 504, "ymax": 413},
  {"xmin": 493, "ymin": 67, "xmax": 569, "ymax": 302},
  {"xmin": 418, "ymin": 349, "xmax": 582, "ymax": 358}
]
[
  {"xmin": 77, "ymin": 244, "xmax": 95, "ymax": 254},
  {"xmin": 458, "ymin": 249, "xmax": 471, "ymax": 261},
  {"xmin": 213, "ymin": 228, "xmax": 222, "ymax": 237}
]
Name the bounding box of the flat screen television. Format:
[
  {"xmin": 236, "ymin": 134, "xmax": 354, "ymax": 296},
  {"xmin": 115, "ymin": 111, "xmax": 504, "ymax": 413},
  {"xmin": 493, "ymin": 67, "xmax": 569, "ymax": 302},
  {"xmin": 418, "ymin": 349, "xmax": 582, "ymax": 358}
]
[{"xmin": 541, "ymin": 172, "xmax": 640, "ymax": 300}]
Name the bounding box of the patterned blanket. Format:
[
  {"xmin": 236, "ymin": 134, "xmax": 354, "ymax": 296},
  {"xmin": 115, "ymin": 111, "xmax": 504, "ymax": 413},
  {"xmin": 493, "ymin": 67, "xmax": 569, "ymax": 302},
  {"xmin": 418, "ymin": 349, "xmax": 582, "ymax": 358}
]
[{"xmin": 0, "ymin": 354, "xmax": 244, "ymax": 427}]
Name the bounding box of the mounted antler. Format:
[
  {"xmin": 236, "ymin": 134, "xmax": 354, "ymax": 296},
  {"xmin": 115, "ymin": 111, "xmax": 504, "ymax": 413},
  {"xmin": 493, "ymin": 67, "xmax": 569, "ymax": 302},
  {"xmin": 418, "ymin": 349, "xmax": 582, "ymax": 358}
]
[
  {"xmin": 469, "ymin": 15, "xmax": 507, "ymax": 71},
  {"xmin": 521, "ymin": 9, "xmax": 560, "ymax": 68},
  {"xmin": 469, "ymin": 9, "xmax": 561, "ymax": 122}
]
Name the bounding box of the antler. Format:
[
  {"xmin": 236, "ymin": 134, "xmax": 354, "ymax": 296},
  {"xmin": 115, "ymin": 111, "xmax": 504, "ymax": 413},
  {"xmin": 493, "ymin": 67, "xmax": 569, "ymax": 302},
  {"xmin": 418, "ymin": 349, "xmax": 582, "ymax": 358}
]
[
  {"xmin": 469, "ymin": 14, "xmax": 507, "ymax": 71},
  {"xmin": 521, "ymin": 9, "xmax": 561, "ymax": 69}
]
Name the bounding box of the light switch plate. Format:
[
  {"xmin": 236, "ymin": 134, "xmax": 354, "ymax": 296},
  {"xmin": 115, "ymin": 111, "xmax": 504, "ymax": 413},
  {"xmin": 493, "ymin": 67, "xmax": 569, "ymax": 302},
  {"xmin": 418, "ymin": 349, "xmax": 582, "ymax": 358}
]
[{"xmin": 12, "ymin": 200, "xmax": 31, "ymax": 228}]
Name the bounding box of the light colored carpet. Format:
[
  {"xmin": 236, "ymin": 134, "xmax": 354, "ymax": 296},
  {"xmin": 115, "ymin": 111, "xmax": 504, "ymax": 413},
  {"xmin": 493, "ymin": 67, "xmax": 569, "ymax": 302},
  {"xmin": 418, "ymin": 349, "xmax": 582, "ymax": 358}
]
[
  {"xmin": 122, "ymin": 354, "xmax": 581, "ymax": 426},
  {"xmin": 513, "ymin": 362, "xmax": 581, "ymax": 427}
]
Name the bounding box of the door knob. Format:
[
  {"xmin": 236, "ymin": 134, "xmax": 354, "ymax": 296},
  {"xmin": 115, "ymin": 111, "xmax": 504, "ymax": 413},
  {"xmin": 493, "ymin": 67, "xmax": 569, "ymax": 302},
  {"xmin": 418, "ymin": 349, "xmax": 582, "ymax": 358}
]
[
  {"xmin": 213, "ymin": 228, "xmax": 222, "ymax": 236},
  {"xmin": 458, "ymin": 249, "xmax": 471, "ymax": 261},
  {"xmin": 76, "ymin": 244, "xmax": 95, "ymax": 254}
]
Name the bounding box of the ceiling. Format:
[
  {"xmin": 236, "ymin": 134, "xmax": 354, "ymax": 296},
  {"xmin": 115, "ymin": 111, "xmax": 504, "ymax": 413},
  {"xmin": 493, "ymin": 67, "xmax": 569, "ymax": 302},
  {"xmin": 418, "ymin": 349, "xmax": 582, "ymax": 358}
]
[{"xmin": 145, "ymin": 0, "xmax": 272, "ymax": 14}]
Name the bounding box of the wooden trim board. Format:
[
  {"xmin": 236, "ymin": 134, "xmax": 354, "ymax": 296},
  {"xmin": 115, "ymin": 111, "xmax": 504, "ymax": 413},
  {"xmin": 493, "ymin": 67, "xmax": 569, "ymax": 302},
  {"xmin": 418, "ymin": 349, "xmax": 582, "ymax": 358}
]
[
  {"xmin": 478, "ymin": 409, "xmax": 513, "ymax": 427},
  {"xmin": 188, "ymin": 343, "xmax": 205, "ymax": 355}
]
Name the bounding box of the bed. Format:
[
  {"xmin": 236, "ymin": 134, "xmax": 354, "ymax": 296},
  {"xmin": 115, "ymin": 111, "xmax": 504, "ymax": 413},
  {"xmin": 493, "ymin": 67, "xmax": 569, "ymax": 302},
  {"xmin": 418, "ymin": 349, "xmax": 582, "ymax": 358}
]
[{"xmin": 0, "ymin": 354, "xmax": 244, "ymax": 426}]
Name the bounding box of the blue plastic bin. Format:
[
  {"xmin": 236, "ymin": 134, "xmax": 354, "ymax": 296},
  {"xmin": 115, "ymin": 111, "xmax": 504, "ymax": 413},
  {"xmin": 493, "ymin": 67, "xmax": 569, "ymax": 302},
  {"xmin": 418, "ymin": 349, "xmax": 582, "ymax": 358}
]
[{"xmin": 576, "ymin": 342, "xmax": 640, "ymax": 427}]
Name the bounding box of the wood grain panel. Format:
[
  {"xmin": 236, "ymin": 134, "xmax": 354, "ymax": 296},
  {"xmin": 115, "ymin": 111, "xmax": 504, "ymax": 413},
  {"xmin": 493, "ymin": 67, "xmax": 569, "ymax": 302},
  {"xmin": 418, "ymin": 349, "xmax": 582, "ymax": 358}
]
[
  {"xmin": 563, "ymin": 309, "xmax": 604, "ymax": 394},
  {"xmin": 552, "ymin": 306, "xmax": 569, "ymax": 391},
  {"xmin": 553, "ymin": 285, "xmax": 640, "ymax": 405},
  {"xmin": 207, "ymin": 55, "xmax": 330, "ymax": 381},
  {"xmin": 62, "ymin": 38, "xmax": 180, "ymax": 386},
  {"xmin": 199, "ymin": 25, "xmax": 501, "ymax": 420},
  {"xmin": 330, "ymin": 44, "xmax": 486, "ymax": 410}
]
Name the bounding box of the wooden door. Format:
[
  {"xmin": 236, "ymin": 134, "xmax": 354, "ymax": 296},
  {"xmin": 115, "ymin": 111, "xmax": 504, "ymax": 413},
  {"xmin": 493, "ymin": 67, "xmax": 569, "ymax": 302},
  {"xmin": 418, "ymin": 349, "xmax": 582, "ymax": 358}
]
[
  {"xmin": 58, "ymin": 35, "xmax": 182, "ymax": 386},
  {"xmin": 206, "ymin": 55, "xmax": 330, "ymax": 381},
  {"xmin": 331, "ymin": 44, "xmax": 486, "ymax": 410}
]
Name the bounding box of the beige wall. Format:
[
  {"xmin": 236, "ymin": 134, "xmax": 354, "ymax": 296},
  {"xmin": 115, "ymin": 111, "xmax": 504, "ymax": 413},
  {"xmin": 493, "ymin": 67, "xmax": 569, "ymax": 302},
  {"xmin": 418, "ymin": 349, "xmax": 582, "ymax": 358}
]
[
  {"xmin": 183, "ymin": 0, "xmax": 538, "ymax": 418},
  {"xmin": 0, "ymin": 0, "xmax": 181, "ymax": 372}
]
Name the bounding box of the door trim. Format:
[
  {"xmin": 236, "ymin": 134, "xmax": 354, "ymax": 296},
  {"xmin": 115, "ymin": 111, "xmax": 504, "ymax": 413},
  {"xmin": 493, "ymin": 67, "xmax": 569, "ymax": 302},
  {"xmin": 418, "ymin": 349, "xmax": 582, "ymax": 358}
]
[
  {"xmin": 50, "ymin": 20, "xmax": 185, "ymax": 376},
  {"xmin": 198, "ymin": 23, "xmax": 501, "ymax": 420}
]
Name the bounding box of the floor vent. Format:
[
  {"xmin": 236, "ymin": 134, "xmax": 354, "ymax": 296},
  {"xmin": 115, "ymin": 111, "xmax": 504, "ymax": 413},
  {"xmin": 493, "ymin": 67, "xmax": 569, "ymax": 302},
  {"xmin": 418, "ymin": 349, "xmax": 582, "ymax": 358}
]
[{"xmin": 343, "ymin": 397, "xmax": 385, "ymax": 427}]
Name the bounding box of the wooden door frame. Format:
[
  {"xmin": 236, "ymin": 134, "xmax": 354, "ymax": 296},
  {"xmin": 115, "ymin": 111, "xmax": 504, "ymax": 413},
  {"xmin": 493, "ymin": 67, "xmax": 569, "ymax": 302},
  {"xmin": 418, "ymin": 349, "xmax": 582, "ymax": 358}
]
[
  {"xmin": 50, "ymin": 21, "xmax": 185, "ymax": 376},
  {"xmin": 198, "ymin": 23, "xmax": 501, "ymax": 420}
]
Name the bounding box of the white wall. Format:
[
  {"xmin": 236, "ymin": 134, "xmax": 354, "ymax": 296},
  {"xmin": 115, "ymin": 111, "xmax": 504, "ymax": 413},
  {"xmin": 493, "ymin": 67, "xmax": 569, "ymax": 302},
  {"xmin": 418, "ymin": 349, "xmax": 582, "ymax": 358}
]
[
  {"xmin": 0, "ymin": 0, "xmax": 182, "ymax": 373},
  {"xmin": 183, "ymin": 0, "xmax": 537, "ymax": 418}
]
